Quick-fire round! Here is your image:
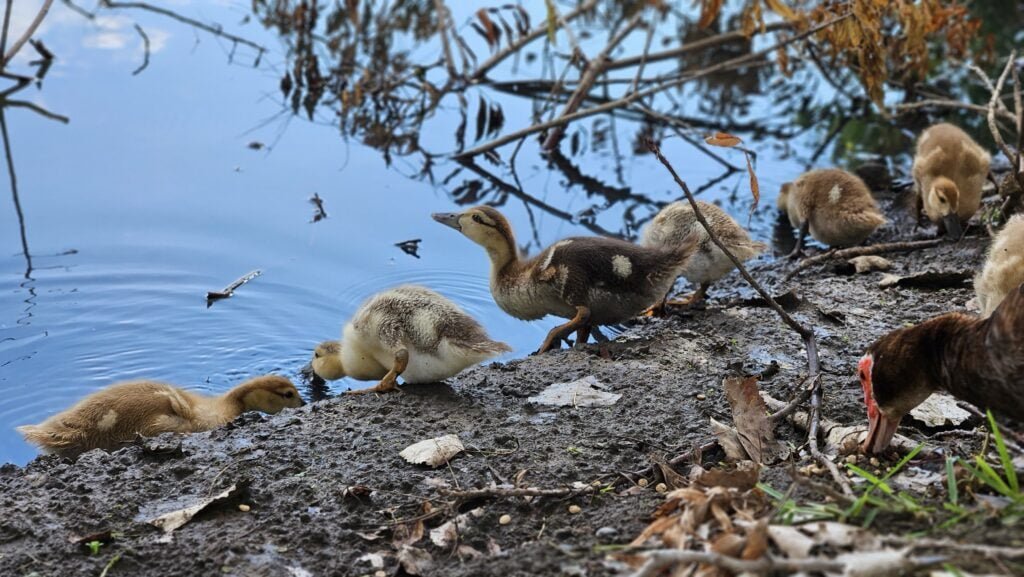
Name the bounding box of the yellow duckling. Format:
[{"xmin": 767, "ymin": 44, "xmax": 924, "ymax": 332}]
[
  {"xmin": 912, "ymin": 123, "xmax": 990, "ymax": 238},
  {"xmin": 642, "ymin": 200, "xmax": 767, "ymax": 309},
  {"xmin": 17, "ymin": 375, "xmax": 303, "ymax": 458},
  {"xmin": 975, "ymin": 214, "xmax": 1024, "ymax": 318},
  {"xmin": 310, "ymin": 285, "xmax": 511, "ymax": 394},
  {"xmin": 778, "ymin": 168, "xmax": 886, "ymax": 257},
  {"xmin": 432, "ymin": 206, "xmax": 698, "ymax": 353}
]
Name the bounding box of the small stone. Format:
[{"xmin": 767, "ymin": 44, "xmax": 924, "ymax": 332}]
[
  {"xmin": 845, "ymin": 455, "xmax": 857, "ymax": 464},
  {"xmin": 591, "ymin": 480, "xmax": 602, "ymax": 487},
  {"xmin": 696, "ymin": 393, "xmax": 707, "ymax": 401},
  {"xmin": 655, "ymin": 483, "xmax": 668, "ymax": 494},
  {"xmin": 637, "ymin": 478, "xmax": 649, "ymax": 487},
  {"xmin": 568, "ymin": 504, "xmax": 582, "ymax": 514},
  {"xmin": 238, "ymin": 504, "xmax": 251, "ymax": 512},
  {"xmin": 523, "ymin": 495, "xmax": 534, "ymax": 503},
  {"xmin": 869, "ymin": 457, "xmax": 880, "ymax": 467},
  {"xmin": 595, "ymin": 526, "xmax": 618, "ymax": 541},
  {"xmin": 499, "ymin": 514, "xmax": 511, "ymax": 525},
  {"xmin": 375, "ymin": 572, "xmax": 387, "ymax": 577}
]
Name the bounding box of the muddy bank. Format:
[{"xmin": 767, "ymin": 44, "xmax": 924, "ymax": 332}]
[{"xmin": 1, "ymin": 197, "xmax": 1018, "ymax": 577}]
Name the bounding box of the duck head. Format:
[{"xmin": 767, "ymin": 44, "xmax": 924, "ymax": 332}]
[
  {"xmin": 236, "ymin": 375, "xmax": 305, "ymax": 413},
  {"xmin": 432, "ymin": 206, "xmax": 517, "ymax": 266},
  {"xmin": 858, "ymin": 338, "xmax": 935, "ymax": 454},
  {"xmin": 310, "ymin": 340, "xmax": 345, "ymax": 380},
  {"xmin": 925, "ymin": 176, "xmax": 963, "ymax": 238}
]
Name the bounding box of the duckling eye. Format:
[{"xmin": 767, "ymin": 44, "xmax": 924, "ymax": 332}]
[
  {"xmin": 284, "ymin": 391, "xmax": 294, "ymax": 399},
  {"xmin": 314, "ymin": 351, "xmax": 321, "ymax": 358},
  {"xmin": 938, "ymin": 197, "xmax": 946, "ymax": 204},
  {"xmin": 472, "ymin": 214, "xmax": 483, "ymax": 224}
]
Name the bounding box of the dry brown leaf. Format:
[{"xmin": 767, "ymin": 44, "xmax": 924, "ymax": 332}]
[
  {"xmin": 764, "ymin": 0, "xmax": 799, "ymax": 22},
  {"xmin": 396, "ymin": 545, "xmax": 433, "ymax": 576},
  {"xmin": 147, "ymin": 484, "xmax": 239, "ymax": 534},
  {"xmin": 697, "ymin": 0, "xmax": 725, "ymax": 29},
  {"xmin": 743, "ymin": 151, "xmax": 760, "ymax": 215},
  {"xmin": 650, "ymin": 453, "xmax": 689, "ymax": 490},
  {"xmin": 709, "ymin": 418, "xmax": 747, "ymax": 461},
  {"xmin": 704, "ymin": 131, "xmax": 742, "ymax": 147},
  {"xmin": 400, "ymin": 434, "xmax": 464, "ymax": 467},
  {"xmin": 711, "ymin": 532, "xmax": 746, "ymax": 557},
  {"xmin": 723, "ymin": 376, "xmax": 783, "ymax": 464},
  {"xmin": 740, "ymin": 518, "xmax": 769, "ymax": 560},
  {"xmin": 392, "ymin": 516, "xmax": 425, "ymax": 548},
  {"xmin": 690, "ymin": 460, "xmax": 761, "ymax": 491},
  {"xmin": 475, "ymin": 9, "xmax": 500, "ymax": 49}
]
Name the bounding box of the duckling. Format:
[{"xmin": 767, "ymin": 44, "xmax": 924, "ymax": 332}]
[
  {"xmin": 912, "ymin": 123, "xmax": 990, "ymax": 238},
  {"xmin": 17, "ymin": 375, "xmax": 302, "ymax": 458},
  {"xmin": 432, "ymin": 206, "xmax": 698, "ymax": 353},
  {"xmin": 975, "ymin": 214, "xmax": 1024, "ymax": 317},
  {"xmin": 309, "ymin": 285, "xmax": 511, "ymax": 394},
  {"xmin": 641, "ymin": 200, "xmax": 767, "ymax": 310},
  {"xmin": 859, "ymin": 283, "xmax": 1024, "ymax": 454},
  {"xmin": 778, "ymin": 169, "xmax": 886, "ymax": 257}
]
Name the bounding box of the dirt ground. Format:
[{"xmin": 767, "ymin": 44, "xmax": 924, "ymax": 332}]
[{"xmin": 2, "ymin": 191, "xmax": 1021, "ymax": 577}]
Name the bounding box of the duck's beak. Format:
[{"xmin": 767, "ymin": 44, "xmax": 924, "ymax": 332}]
[
  {"xmin": 432, "ymin": 212, "xmax": 462, "ymax": 231},
  {"xmin": 861, "ymin": 411, "xmax": 901, "ymax": 454},
  {"xmin": 943, "ymin": 213, "xmax": 963, "ymax": 240}
]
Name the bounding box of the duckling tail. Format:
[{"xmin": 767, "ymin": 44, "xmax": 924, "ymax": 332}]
[
  {"xmin": 17, "ymin": 424, "xmax": 76, "ymax": 450},
  {"xmin": 463, "ymin": 339, "xmax": 514, "ymax": 356}
]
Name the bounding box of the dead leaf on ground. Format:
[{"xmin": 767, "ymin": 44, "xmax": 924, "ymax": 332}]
[
  {"xmin": 649, "ymin": 453, "xmax": 689, "ymax": 490},
  {"xmin": 396, "ymin": 545, "xmax": 433, "ymax": 576},
  {"xmin": 527, "ymin": 375, "xmax": 621, "ymax": 407},
  {"xmin": 400, "ymin": 434, "xmax": 464, "ymax": 467},
  {"xmin": 709, "ymin": 418, "xmax": 747, "ymax": 461},
  {"xmin": 392, "ymin": 514, "xmax": 425, "ymax": 548},
  {"xmin": 429, "ymin": 507, "xmax": 484, "ymax": 548},
  {"xmin": 147, "ymin": 484, "xmax": 240, "ymax": 534},
  {"xmin": 909, "ymin": 393, "xmax": 971, "ymax": 427},
  {"xmin": 723, "ymin": 375, "xmax": 788, "ymax": 464},
  {"xmin": 705, "ymin": 131, "xmax": 742, "ymax": 147},
  {"xmin": 356, "ymin": 552, "xmax": 386, "ymax": 569},
  {"xmin": 689, "ymin": 460, "xmax": 761, "ymax": 491}
]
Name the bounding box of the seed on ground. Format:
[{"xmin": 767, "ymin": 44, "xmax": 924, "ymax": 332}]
[
  {"xmin": 696, "ymin": 393, "xmax": 706, "ymax": 401},
  {"xmin": 655, "ymin": 483, "xmax": 668, "ymax": 494},
  {"xmin": 238, "ymin": 504, "xmax": 251, "ymax": 512},
  {"xmin": 568, "ymin": 504, "xmax": 582, "ymax": 514},
  {"xmin": 499, "ymin": 514, "xmax": 511, "ymax": 525},
  {"xmin": 869, "ymin": 457, "xmax": 880, "ymax": 467},
  {"xmin": 637, "ymin": 478, "xmax": 649, "ymax": 487},
  {"xmin": 375, "ymin": 571, "xmax": 387, "ymax": 577},
  {"xmin": 845, "ymin": 455, "xmax": 857, "ymax": 464}
]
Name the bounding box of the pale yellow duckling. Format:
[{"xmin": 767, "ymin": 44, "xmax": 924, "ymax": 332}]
[
  {"xmin": 975, "ymin": 214, "xmax": 1024, "ymax": 318},
  {"xmin": 310, "ymin": 285, "xmax": 511, "ymax": 394},
  {"xmin": 642, "ymin": 200, "xmax": 767, "ymax": 309},
  {"xmin": 778, "ymin": 169, "xmax": 886, "ymax": 257},
  {"xmin": 912, "ymin": 123, "xmax": 990, "ymax": 238},
  {"xmin": 17, "ymin": 375, "xmax": 302, "ymax": 458},
  {"xmin": 432, "ymin": 206, "xmax": 697, "ymax": 353}
]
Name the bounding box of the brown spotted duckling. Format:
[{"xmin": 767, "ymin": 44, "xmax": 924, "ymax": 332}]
[
  {"xmin": 309, "ymin": 285, "xmax": 511, "ymax": 394},
  {"xmin": 642, "ymin": 200, "xmax": 767, "ymax": 310},
  {"xmin": 975, "ymin": 214, "xmax": 1024, "ymax": 318},
  {"xmin": 432, "ymin": 206, "xmax": 698, "ymax": 353},
  {"xmin": 912, "ymin": 123, "xmax": 990, "ymax": 238},
  {"xmin": 859, "ymin": 283, "xmax": 1024, "ymax": 454},
  {"xmin": 778, "ymin": 169, "xmax": 886, "ymax": 257},
  {"xmin": 17, "ymin": 375, "xmax": 303, "ymax": 458}
]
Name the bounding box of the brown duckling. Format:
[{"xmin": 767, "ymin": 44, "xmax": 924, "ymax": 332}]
[
  {"xmin": 642, "ymin": 200, "xmax": 767, "ymax": 309},
  {"xmin": 859, "ymin": 283, "xmax": 1024, "ymax": 454},
  {"xmin": 310, "ymin": 285, "xmax": 511, "ymax": 394},
  {"xmin": 975, "ymin": 214, "xmax": 1024, "ymax": 318},
  {"xmin": 432, "ymin": 206, "xmax": 698, "ymax": 353},
  {"xmin": 778, "ymin": 169, "xmax": 886, "ymax": 257},
  {"xmin": 17, "ymin": 375, "xmax": 303, "ymax": 458},
  {"xmin": 912, "ymin": 123, "xmax": 990, "ymax": 238}
]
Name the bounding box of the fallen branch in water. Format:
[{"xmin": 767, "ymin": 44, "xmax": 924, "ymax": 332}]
[
  {"xmin": 646, "ymin": 139, "xmax": 849, "ymax": 496},
  {"xmin": 783, "ymin": 238, "xmax": 945, "ymax": 282},
  {"xmin": 206, "ymin": 270, "xmax": 262, "ymax": 306}
]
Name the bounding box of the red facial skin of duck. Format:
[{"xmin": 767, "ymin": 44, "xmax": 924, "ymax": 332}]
[{"xmin": 859, "ymin": 354, "xmax": 901, "ymax": 454}]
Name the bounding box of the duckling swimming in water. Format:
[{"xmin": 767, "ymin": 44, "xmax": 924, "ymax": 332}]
[
  {"xmin": 642, "ymin": 200, "xmax": 767, "ymax": 310},
  {"xmin": 17, "ymin": 375, "xmax": 302, "ymax": 458},
  {"xmin": 310, "ymin": 285, "xmax": 511, "ymax": 394},
  {"xmin": 432, "ymin": 206, "xmax": 698, "ymax": 353},
  {"xmin": 975, "ymin": 214, "xmax": 1024, "ymax": 318},
  {"xmin": 778, "ymin": 169, "xmax": 886, "ymax": 257},
  {"xmin": 912, "ymin": 123, "xmax": 990, "ymax": 238}
]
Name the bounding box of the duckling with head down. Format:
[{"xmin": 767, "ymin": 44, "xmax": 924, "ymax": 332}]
[
  {"xmin": 975, "ymin": 214, "xmax": 1024, "ymax": 318},
  {"xmin": 17, "ymin": 375, "xmax": 303, "ymax": 458},
  {"xmin": 310, "ymin": 285, "xmax": 511, "ymax": 394},
  {"xmin": 642, "ymin": 200, "xmax": 767, "ymax": 310},
  {"xmin": 432, "ymin": 206, "xmax": 698, "ymax": 353},
  {"xmin": 778, "ymin": 169, "xmax": 886, "ymax": 258},
  {"xmin": 912, "ymin": 123, "xmax": 990, "ymax": 238}
]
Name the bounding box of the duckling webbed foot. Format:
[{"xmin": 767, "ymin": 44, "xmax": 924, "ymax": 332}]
[
  {"xmin": 346, "ymin": 349, "xmax": 409, "ymax": 395},
  {"xmin": 641, "ymin": 296, "xmax": 668, "ymax": 318},
  {"xmin": 537, "ymin": 306, "xmax": 590, "ymax": 354},
  {"xmin": 786, "ymin": 222, "xmax": 809, "ymax": 260},
  {"xmin": 665, "ymin": 283, "xmax": 710, "ymax": 309}
]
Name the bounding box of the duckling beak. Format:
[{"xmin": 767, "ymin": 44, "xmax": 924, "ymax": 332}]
[
  {"xmin": 861, "ymin": 411, "xmax": 901, "ymax": 454},
  {"xmin": 942, "ymin": 213, "xmax": 963, "ymax": 239},
  {"xmin": 432, "ymin": 212, "xmax": 462, "ymax": 231}
]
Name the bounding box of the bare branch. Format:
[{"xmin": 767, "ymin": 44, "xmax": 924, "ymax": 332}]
[
  {"xmin": 440, "ymin": 485, "xmax": 594, "ymax": 499},
  {"xmin": 1, "ymin": 0, "xmax": 54, "ymax": 67},
  {"xmin": 605, "ymin": 21, "xmax": 791, "ymax": 71},
  {"xmin": 628, "ymin": 550, "xmax": 844, "ymax": 577},
  {"xmin": 432, "ymin": 0, "xmax": 458, "ymax": 80},
  {"xmin": 892, "ymin": 99, "xmax": 1016, "ymax": 122},
  {"xmin": 132, "ymin": 23, "xmax": 149, "ymax": 76},
  {"xmin": 784, "ymin": 238, "xmax": 945, "ymax": 281}
]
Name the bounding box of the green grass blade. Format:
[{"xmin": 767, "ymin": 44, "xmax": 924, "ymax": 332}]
[
  {"xmin": 945, "ymin": 457, "xmax": 959, "ymax": 506},
  {"xmin": 987, "ymin": 410, "xmax": 1018, "ymax": 493},
  {"xmin": 974, "ymin": 457, "xmax": 1013, "ymax": 496}
]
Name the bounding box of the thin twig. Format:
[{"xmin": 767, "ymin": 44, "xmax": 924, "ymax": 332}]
[
  {"xmin": 432, "ymin": 0, "xmax": 458, "ymax": 80},
  {"xmin": 883, "ymin": 537, "xmax": 1024, "ymax": 559},
  {"xmin": 2, "ymin": 99, "xmax": 69, "ymax": 123},
  {"xmin": 769, "ymin": 375, "xmax": 818, "ymax": 423},
  {"xmin": 469, "ymin": 0, "xmax": 598, "ymax": 81},
  {"xmin": 1, "ymin": 0, "xmax": 13, "ymax": 58},
  {"xmin": 988, "ymin": 53, "xmax": 1019, "ymax": 178},
  {"xmin": 1, "ymin": 0, "xmax": 53, "ymax": 67},
  {"xmin": 455, "ymin": 13, "xmax": 852, "ymax": 159},
  {"xmin": 605, "ymin": 21, "xmax": 791, "ymax": 71},
  {"xmin": 628, "ymin": 550, "xmax": 845, "ymax": 577},
  {"xmin": 0, "ymin": 108, "xmax": 32, "ymax": 278},
  {"xmin": 892, "ymin": 99, "xmax": 1017, "ymax": 123},
  {"xmin": 439, "ymin": 485, "xmax": 594, "ymax": 499},
  {"xmin": 132, "ymin": 23, "xmax": 150, "ymax": 75},
  {"xmin": 784, "ymin": 238, "xmax": 945, "ymax": 282},
  {"xmin": 542, "ymin": 13, "xmax": 642, "ymax": 150}
]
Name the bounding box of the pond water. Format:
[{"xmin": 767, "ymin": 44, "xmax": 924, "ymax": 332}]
[{"xmin": 0, "ymin": 1, "xmax": 829, "ymax": 464}]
